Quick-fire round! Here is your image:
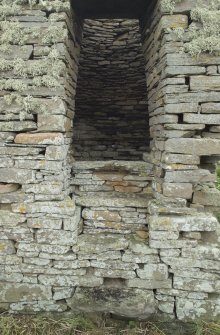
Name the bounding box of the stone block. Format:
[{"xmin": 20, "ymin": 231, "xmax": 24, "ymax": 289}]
[
  {"xmin": 184, "ymin": 114, "xmax": 220, "ymax": 124},
  {"xmin": 38, "ymin": 114, "xmax": 71, "ymax": 132},
  {"xmin": 76, "ymin": 192, "xmax": 150, "ymax": 208},
  {"xmin": 201, "ymin": 102, "xmax": 220, "ymax": 113},
  {"xmin": 127, "ymin": 278, "xmax": 172, "ymax": 289},
  {"xmin": 0, "ymin": 45, "xmax": 33, "ymax": 60},
  {"xmin": 17, "ymin": 197, "xmax": 75, "ymax": 215},
  {"xmin": 63, "ymin": 206, "xmax": 82, "ymax": 231},
  {"xmin": 165, "ymin": 138, "xmax": 220, "ymax": 155},
  {"xmin": 161, "ymin": 257, "xmax": 220, "ymax": 271},
  {"xmin": 155, "ymin": 15, "xmax": 188, "ymax": 40},
  {"xmin": 162, "ymin": 153, "xmax": 200, "ymax": 165},
  {"xmin": 27, "ymin": 218, "xmax": 62, "ymax": 230},
  {"xmin": 23, "ymin": 182, "xmax": 63, "ymax": 195},
  {"xmin": 0, "ymin": 240, "xmax": 16, "ymax": 255},
  {"xmin": 0, "ymin": 168, "xmax": 35, "ymax": 184},
  {"xmin": 137, "ymin": 264, "xmax": 168, "ymax": 281},
  {"xmin": 176, "ymin": 298, "xmax": 220, "ymax": 321},
  {"xmin": 45, "ymin": 145, "xmax": 68, "ymax": 160},
  {"xmin": 165, "ymin": 169, "xmax": 215, "ymax": 183},
  {"xmin": 0, "ymin": 121, "xmax": 37, "ymax": 132},
  {"xmin": 193, "ymin": 189, "xmax": 220, "ymax": 207},
  {"xmin": 36, "ymin": 229, "xmax": 77, "ymax": 246},
  {"xmin": 190, "ymin": 76, "xmax": 220, "ymax": 91},
  {"xmin": 14, "ymin": 133, "xmax": 64, "ymax": 145},
  {"xmin": 0, "ymin": 210, "xmax": 26, "ymax": 226},
  {"xmin": 163, "ymin": 66, "xmax": 205, "ymax": 76},
  {"xmin": 0, "ymin": 283, "xmax": 52, "ymax": 302},
  {"xmin": 77, "ymin": 234, "xmax": 128, "ymax": 253},
  {"xmin": 182, "ymin": 246, "xmax": 220, "ymax": 260},
  {"xmin": 0, "ymin": 183, "xmax": 20, "ymax": 194},
  {"xmin": 82, "ymin": 209, "xmax": 121, "ymax": 222},
  {"xmin": 149, "ymin": 214, "xmax": 217, "ymax": 232},
  {"xmin": 67, "ymin": 287, "xmax": 156, "ymax": 319},
  {"xmin": 163, "ymin": 183, "xmax": 193, "ymax": 199},
  {"xmin": 94, "ymin": 269, "xmax": 136, "ymax": 279},
  {"xmin": 128, "ymin": 239, "xmax": 158, "ymax": 255},
  {"xmin": 38, "ymin": 275, "xmax": 103, "ymax": 287},
  {"xmin": 174, "ymin": 277, "xmax": 220, "ymax": 293}
]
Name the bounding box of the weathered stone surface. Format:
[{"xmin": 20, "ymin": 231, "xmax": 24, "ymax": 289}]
[
  {"xmin": 14, "ymin": 133, "xmax": 64, "ymax": 145},
  {"xmin": 0, "ymin": 283, "xmax": 52, "ymax": 302},
  {"xmin": 38, "ymin": 275, "xmax": 103, "ymax": 287},
  {"xmin": 174, "ymin": 276, "xmax": 220, "ymax": 293},
  {"xmin": 161, "ymin": 257, "xmax": 220, "ymax": 271},
  {"xmin": 13, "ymin": 197, "xmax": 75, "ymax": 215},
  {"xmin": 0, "ymin": 121, "xmax": 37, "ymax": 132},
  {"xmin": 137, "ymin": 264, "xmax": 168, "ymax": 280},
  {"xmin": 0, "ymin": 168, "xmax": 35, "ymax": 184},
  {"xmin": 0, "ymin": 240, "xmax": 16, "ymax": 255},
  {"xmin": 165, "ymin": 170, "xmax": 215, "ymax": 183},
  {"xmin": 149, "ymin": 214, "xmax": 218, "ymax": 232},
  {"xmin": 82, "ymin": 209, "xmax": 121, "ymax": 222},
  {"xmin": 201, "ymin": 102, "xmax": 220, "ymax": 113},
  {"xmin": 0, "ymin": 210, "xmax": 26, "ymax": 226},
  {"xmin": 176, "ymin": 298, "xmax": 220, "ymax": 321},
  {"xmin": 22, "ymin": 182, "xmax": 63, "ymax": 195},
  {"xmin": 0, "ymin": 45, "xmax": 33, "ymax": 60},
  {"xmin": 193, "ymin": 189, "xmax": 220, "ymax": 207},
  {"xmin": 165, "ymin": 138, "xmax": 220, "ymax": 155},
  {"xmin": 77, "ymin": 234, "xmax": 128, "ymax": 253},
  {"xmin": 184, "ymin": 114, "xmax": 220, "ymax": 124},
  {"xmin": 182, "ymin": 246, "xmax": 220, "ymax": 260},
  {"xmin": 94, "ymin": 269, "xmax": 136, "ymax": 279},
  {"xmin": 36, "ymin": 229, "xmax": 77, "ymax": 246},
  {"xmin": 129, "ymin": 239, "xmax": 158, "ymax": 255},
  {"xmin": 38, "ymin": 114, "xmax": 71, "ymax": 132},
  {"xmin": 163, "ymin": 183, "xmax": 193, "ymax": 199},
  {"xmin": 190, "ymin": 76, "xmax": 220, "ymax": 91},
  {"xmin": 0, "ymin": 183, "xmax": 20, "ymax": 194},
  {"xmin": 27, "ymin": 218, "xmax": 62, "ymax": 230},
  {"xmin": 76, "ymin": 192, "xmax": 151, "ymax": 207},
  {"xmin": 127, "ymin": 278, "xmax": 172, "ymax": 289},
  {"xmin": 162, "ymin": 153, "xmax": 200, "ymax": 165},
  {"xmin": 155, "ymin": 15, "xmax": 188, "ymax": 40},
  {"xmin": 67, "ymin": 287, "xmax": 156, "ymax": 319},
  {"xmin": 53, "ymin": 287, "xmax": 74, "ymax": 301}
]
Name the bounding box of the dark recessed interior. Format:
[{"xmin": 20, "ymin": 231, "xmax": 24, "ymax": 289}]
[
  {"xmin": 71, "ymin": 0, "xmax": 152, "ymax": 19},
  {"xmin": 73, "ymin": 18, "xmax": 150, "ymax": 161}
]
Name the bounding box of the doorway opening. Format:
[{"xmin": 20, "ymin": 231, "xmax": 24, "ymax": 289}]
[{"xmin": 73, "ymin": 19, "xmax": 150, "ymax": 161}]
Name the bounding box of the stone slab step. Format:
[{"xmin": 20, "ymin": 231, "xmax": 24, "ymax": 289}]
[
  {"xmin": 75, "ymin": 192, "xmax": 152, "ymax": 208},
  {"xmin": 72, "ymin": 160, "xmax": 153, "ymax": 173}
]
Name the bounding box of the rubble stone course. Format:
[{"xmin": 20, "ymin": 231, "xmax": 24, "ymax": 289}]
[{"xmin": 0, "ymin": 0, "xmax": 220, "ymax": 322}]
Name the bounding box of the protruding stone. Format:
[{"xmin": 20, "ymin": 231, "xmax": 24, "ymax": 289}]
[{"xmin": 14, "ymin": 133, "xmax": 64, "ymax": 145}]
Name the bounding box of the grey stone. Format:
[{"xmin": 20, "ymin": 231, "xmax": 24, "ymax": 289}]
[
  {"xmin": 67, "ymin": 287, "xmax": 156, "ymax": 319},
  {"xmin": 0, "ymin": 168, "xmax": 35, "ymax": 184},
  {"xmin": 165, "ymin": 138, "xmax": 220, "ymax": 155},
  {"xmin": 0, "ymin": 283, "xmax": 52, "ymax": 302},
  {"xmin": 163, "ymin": 183, "xmax": 193, "ymax": 199}
]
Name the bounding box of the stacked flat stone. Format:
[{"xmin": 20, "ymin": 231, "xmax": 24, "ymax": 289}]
[
  {"xmin": 143, "ymin": 0, "xmax": 220, "ymax": 320},
  {"xmin": 0, "ymin": 0, "xmax": 220, "ymax": 322},
  {"xmin": 73, "ymin": 19, "xmax": 150, "ymax": 161}
]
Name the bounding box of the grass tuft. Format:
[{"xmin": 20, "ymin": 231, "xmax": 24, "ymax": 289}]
[{"xmin": 0, "ymin": 315, "xmax": 220, "ymax": 335}]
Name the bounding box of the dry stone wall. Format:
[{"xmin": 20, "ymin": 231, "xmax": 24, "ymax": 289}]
[{"xmin": 0, "ymin": 0, "xmax": 220, "ymax": 322}]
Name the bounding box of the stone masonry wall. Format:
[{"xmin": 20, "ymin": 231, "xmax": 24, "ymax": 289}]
[
  {"xmin": 0, "ymin": 0, "xmax": 220, "ymax": 322},
  {"xmin": 143, "ymin": 0, "xmax": 220, "ymax": 320},
  {"xmin": 73, "ymin": 19, "xmax": 150, "ymax": 161}
]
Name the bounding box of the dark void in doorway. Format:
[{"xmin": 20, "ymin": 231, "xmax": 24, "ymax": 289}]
[{"xmin": 73, "ymin": 19, "xmax": 150, "ymax": 161}]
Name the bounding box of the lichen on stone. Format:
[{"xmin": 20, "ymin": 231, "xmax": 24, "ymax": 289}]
[{"xmin": 161, "ymin": 0, "xmax": 182, "ymax": 13}]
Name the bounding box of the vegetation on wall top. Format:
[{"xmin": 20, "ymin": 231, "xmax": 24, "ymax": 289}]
[{"xmin": 162, "ymin": 0, "xmax": 220, "ymax": 56}]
